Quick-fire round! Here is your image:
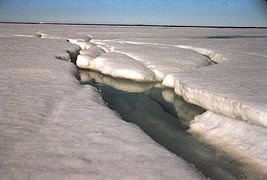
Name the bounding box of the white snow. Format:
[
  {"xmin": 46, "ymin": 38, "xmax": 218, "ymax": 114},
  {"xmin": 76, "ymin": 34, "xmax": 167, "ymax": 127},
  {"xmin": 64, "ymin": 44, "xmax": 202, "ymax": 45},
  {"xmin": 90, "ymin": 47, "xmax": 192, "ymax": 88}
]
[
  {"xmin": 87, "ymin": 36, "xmax": 267, "ymax": 127},
  {"xmin": 162, "ymin": 74, "xmax": 176, "ymax": 88},
  {"xmin": 2, "ymin": 23, "xmax": 267, "ymax": 178},
  {"xmin": 0, "ymin": 26, "xmax": 205, "ymax": 179},
  {"xmin": 189, "ymin": 111, "xmax": 267, "ymax": 178},
  {"xmin": 94, "ymin": 40, "xmax": 211, "ymax": 81},
  {"xmin": 76, "ymin": 54, "xmax": 91, "ymax": 67},
  {"xmin": 77, "ymin": 52, "xmax": 157, "ymax": 82},
  {"xmin": 91, "ymin": 37, "xmax": 267, "ymax": 127},
  {"xmin": 80, "ymin": 47, "xmax": 106, "ymax": 56},
  {"xmin": 92, "ymin": 36, "xmax": 267, "ymax": 127},
  {"xmin": 73, "ymin": 39, "xmax": 157, "ymax": 82}
]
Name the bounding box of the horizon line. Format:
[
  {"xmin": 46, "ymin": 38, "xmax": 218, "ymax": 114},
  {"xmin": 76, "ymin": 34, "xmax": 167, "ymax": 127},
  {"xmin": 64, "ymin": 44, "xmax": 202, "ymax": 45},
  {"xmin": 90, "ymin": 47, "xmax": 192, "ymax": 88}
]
[{"xmin": 1, "ymin": 21, "xmax": 267, "ymax": 29}]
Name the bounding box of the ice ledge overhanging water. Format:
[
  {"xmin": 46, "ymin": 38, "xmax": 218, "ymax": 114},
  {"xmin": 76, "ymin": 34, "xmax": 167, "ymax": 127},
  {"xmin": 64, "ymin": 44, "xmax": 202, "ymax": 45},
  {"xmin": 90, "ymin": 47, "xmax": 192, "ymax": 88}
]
[{"xmin": 69, "ymin": 36, "xmax": 267, "ymax": 128}]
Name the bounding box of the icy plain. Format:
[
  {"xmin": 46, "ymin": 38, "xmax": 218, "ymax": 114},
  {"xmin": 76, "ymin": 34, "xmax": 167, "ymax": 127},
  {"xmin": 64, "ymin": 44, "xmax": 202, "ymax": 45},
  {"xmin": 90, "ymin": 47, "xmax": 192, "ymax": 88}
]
[
  {"xmin": 0, "ymin": 26, "xmax": 205, "ymax": 180},
  {"xmin": 1, "ymin": 23, "xmax": 267, "ymax": 179}
]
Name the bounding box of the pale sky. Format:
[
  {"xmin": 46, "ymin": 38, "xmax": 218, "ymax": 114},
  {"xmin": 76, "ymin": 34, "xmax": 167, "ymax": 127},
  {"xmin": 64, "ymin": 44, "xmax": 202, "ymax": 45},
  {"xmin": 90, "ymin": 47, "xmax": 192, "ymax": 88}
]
[{"xmin": 0, "ymin": 0, "xmax": 267, "ymax": 26}]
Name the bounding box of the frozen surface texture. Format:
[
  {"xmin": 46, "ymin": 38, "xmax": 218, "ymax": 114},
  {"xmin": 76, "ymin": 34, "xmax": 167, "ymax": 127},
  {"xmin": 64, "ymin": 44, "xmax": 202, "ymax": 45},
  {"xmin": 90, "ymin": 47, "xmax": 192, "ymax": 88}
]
[
  {"xmin": 72, "ymin": 39, "xmax": 157, "ymax": 82},
  {"xmin": 93, "ymin": 40, "xmax": 211, "ymax": 80},
  {"xmin": 190, "ymin": 111, "xmax": 267, "ymax": 178},
  {"xmin": 64, "ymin": 26, "xmax": 266, "ymax": 127},
  {"xmin": 171, "ymin": 38, "xmax": 267, "ymax": 127},
  {"xmin": 0, "ymin": 27, "xmax": 204, "ymax": 179},
  {"xmin": 77, "ymin": 52, "xmax": 157, "ymax": 82},
  {"xmin": 95, "ymin": 32, "xmax": 267, "ymax": 127},
  {"xmin": 95, "ymin": 38, "xmax": 267, "ymax": 127},
  {"xmin": 1, "ymin": 23, "xmax": 267, "ymax": 179}
]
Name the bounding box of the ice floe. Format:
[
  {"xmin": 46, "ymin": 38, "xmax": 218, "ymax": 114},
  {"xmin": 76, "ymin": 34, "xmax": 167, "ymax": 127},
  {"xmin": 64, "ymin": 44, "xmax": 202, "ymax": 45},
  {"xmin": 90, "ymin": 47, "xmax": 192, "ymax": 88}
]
[
  {"xmin": 94, "ymin": 40, "xmax": 211, "ymax": 81},
  {"xmin": 1, "ymin": 23, "xmax": 267, "ymax": 179},
  {"xmin": 190, "ymin": 111, "xmax": 267, "ymax": 178},
  {"xmin": 77, "ymin": 52, "xmax": 157, "ymax": 82},
  {"xmin": 0, "ymin": 29, "xmax": 205, "ymax": 179},
  {"xmin": 80, "ymin": 70, "xmax": 156, "ymax": 92}
]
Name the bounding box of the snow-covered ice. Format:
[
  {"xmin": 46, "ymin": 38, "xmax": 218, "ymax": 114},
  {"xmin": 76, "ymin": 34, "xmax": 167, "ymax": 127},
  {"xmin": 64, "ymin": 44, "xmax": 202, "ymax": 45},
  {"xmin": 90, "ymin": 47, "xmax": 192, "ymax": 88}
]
[
  {"xmin": 95, "ymin": 32, "xmax": 267, "ymax": 127},
  {"xmin": 0, "ymin": 25, "xmax": 205, "ymax": 179},
  {"xmin": 69, "ymin": 25, "xmax": 267, "ymax": 179},
  {"xmin": 94, "ymin": 40, "xmax": 211, "ymax": 81},
  {"xmin": 94, "ymin": 38, "xmax": 267, "ymax": 127},
  {"xmin": 77, "ymin": 52, "xmax": 157, "ymax": 82},
  {"xmin": 65, "ymin": 26, "xmax": 267, "ymax": 127},
  {"xmin": 166, "ymin": 37, "xmax": 267, "ymax": 127},
  {"xmin": 1, "ymin": 23, "xmax": 267, "ymax": 179},
  {"xmin": 190, "ymin": 111, "xmax": 267, "ymax": 178},
  {"xmin": 80, "ymin": 70, "xmax": 156, "ymax": 93}
]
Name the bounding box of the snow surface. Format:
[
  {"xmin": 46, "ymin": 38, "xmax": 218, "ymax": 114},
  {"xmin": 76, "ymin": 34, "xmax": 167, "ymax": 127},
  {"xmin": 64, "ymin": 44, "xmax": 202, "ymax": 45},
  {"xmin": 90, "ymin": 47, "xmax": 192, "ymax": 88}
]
[
  {"xmin": 0, "ymin": 27, "xmax": 204, "ymax": 179},
  {"xmin": 162, "ymin": 37, "xmax": 267, "ymax": 126},
  {"xmin": 93, "ymin": 40, "xmax": 211, "ymax": 81},
  {"xmin": 190, "ymin": 111, "xmax": 267, "ymax": 178},
  {"xmin": 73, "ymin": 38, "xmax": 157, "ymax": 82},
  {"xmin": 1, "ymin": 23, "xmax": 267, "ymax": 179},
  {"xmin": 68, "ymin": 27, "xmax": 267, "ymax": 127},
  {"xmin": 94, "ymin": 33, "xmax": 267, "ymax": 127},
  {"xmin": 77, "ymin": 52, "xmax": 157, "ymax": 82},
  {"xmin": 66, "ymin": 25, "xmax": 267, "ymax": 179},
  {"xmin": 95, "ymin": 38, "xmax": 267, "ymax": 126}
]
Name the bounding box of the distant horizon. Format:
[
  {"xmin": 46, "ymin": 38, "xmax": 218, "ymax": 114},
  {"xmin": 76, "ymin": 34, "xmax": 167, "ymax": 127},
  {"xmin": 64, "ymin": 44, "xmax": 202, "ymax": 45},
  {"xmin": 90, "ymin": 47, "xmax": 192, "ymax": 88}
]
[
  {"xmin": 1, "ymin": 21, "xmax": 267, "ymax": 28},
  {"xmin": 0, "ymin": 0, "xmax": 267, "ymax": 27}
]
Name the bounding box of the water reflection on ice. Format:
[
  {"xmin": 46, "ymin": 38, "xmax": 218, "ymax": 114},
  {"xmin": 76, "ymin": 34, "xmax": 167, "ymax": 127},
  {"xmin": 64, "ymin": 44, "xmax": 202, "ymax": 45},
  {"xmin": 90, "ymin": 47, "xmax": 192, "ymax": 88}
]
[{"xmin": 80, "ymin": 70, "xmax": 245, "ymax": 180}]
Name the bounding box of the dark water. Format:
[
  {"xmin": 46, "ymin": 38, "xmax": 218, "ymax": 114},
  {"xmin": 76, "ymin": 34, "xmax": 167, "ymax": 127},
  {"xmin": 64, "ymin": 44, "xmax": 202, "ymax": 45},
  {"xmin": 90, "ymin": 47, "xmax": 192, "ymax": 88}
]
[
  {"xmin": 205, "ymin": 35, "xmax": 267, "ymax": 39},
  {"xmin": 80, "ymin": 70, "xmax": 246, "ymax": 180}
]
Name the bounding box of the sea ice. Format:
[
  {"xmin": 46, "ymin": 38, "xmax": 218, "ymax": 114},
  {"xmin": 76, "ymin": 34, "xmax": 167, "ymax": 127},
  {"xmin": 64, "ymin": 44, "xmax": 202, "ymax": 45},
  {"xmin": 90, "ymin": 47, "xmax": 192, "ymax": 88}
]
[
  {"xmin": 162, "ymin": 89, "xmax": 205, "ymax": 126},
  {"xmin": 77, "ymin": 52, "xmax": 157, "ymax": 82},
  {"xmin": 95, "ymin": 40, "xmax": 211, "ymax": 80},
  {"xmin": 1, "ymin": 23, "xmax": 267, "ymax": 178},
  {"xmin": 80, "ymin": 70, "xmax": 156, "ymax": 93},
  {"xmin": 190, "ymin": 111, "xmax": 267, "ymax": 178},
  {"xmin": 0, "ymin": 28, "xmax": 204, "ymax": 179},
  {"xmin": 94, "ymin": 34, "xmax": 267, "ymax": 127}
]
